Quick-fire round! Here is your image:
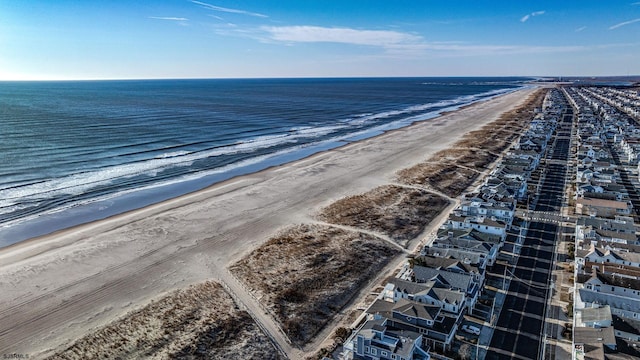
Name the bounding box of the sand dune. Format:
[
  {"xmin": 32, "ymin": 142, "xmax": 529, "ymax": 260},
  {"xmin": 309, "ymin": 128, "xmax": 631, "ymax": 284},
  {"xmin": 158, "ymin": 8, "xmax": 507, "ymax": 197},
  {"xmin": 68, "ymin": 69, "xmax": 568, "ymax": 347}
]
[{"xmin": 46, "ymin": 281, "xmax": 281, "ymax": 360}]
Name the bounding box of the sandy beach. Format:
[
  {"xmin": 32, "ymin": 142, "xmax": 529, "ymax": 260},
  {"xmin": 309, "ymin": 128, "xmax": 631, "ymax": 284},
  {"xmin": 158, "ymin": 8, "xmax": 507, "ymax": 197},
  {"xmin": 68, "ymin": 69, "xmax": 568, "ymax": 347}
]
[{"xmin": 0, "ymin": 87, "xmax": 537, "ymax": 359}]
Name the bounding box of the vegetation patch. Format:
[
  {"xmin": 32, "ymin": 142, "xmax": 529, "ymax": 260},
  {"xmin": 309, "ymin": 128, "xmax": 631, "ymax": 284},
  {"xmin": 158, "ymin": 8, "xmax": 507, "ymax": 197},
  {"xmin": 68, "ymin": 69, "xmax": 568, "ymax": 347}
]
[
  {"xmin": 397, "ymin": 162, "xmax": 481, "ymax": 198},
  {"xmin": 317, "ymin": 185, "xmax": 450, "ymax": 247},
  {"xmin": 230, "ymin": 224, "xmax": 401, "ymax": 346},
  {"xmin": 431, "ymin": 147, "xmax": 498, "ymax": 170},
  {"xmin": 49, "ymin": 281, "xmax": 281, "ymax": 360}
]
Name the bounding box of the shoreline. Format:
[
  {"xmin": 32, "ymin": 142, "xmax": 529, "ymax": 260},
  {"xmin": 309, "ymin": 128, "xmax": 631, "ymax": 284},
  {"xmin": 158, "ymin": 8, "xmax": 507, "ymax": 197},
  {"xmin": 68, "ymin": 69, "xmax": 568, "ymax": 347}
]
[
  {"xmin": 0, "ymin": 86, "xmax": 522, "ymax": 248},
  {"xmin": 0, "ymin": 87, "xmax": 538, "ymax": 358}
]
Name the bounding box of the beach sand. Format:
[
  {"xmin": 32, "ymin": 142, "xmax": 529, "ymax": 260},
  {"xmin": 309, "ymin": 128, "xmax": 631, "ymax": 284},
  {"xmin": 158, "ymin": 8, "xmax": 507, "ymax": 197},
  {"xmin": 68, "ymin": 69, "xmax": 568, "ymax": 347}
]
[{"xmin": 0, "ymin": 87, "xmax": 537, "ymax": 359}]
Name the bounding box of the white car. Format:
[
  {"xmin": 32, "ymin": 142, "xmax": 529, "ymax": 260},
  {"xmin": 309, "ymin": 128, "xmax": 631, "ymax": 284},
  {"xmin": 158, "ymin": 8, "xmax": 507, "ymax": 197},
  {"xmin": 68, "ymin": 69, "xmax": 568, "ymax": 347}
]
[{"xmin": 462, "ymin": 324, "xmax": 481, "ymax": 335}]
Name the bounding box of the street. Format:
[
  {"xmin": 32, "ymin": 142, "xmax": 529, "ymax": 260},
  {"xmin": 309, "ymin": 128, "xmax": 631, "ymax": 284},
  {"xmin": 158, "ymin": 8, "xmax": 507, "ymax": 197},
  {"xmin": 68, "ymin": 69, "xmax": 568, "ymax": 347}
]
[{"xmin": 486, "ymin": 101, "xmax": 573, "ymax": 359}]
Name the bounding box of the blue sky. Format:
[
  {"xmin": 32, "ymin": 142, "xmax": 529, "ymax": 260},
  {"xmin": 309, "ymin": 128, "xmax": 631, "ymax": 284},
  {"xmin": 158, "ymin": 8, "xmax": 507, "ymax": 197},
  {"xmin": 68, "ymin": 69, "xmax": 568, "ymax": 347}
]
[{"xmin": 1, "ymin": 0, "xmax": 639, "ymax": 80}]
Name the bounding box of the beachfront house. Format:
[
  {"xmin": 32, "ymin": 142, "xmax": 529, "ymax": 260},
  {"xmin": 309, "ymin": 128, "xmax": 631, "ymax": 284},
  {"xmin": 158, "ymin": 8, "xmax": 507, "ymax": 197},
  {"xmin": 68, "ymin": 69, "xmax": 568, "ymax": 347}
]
[
  {"xmin": 485, "ymin": 176, "xmax": 527, "ymax": 201},
  {"xmin": 344, "ymin": 317, "xmax": 431, "ymax": 360},
  {"xmin": 506, "ymin": 149, "xmax": 541, "ymax": 171},
  {"xmin": 381, "ymin": 278, "xmax": 466, "ymax": 321},
  {"xmin": 411, "ymin": 255, "xmax": 484, "ymax": 289},
  {"xmin": 366, "ymin": 298, "xmax": 458, "ymax": 352},
  {"xmin": 458, "ymin": 197, "xmax": 515, "ymax": 224},
  {"xmin": 425, "ymin": 228, "xmax": 502, "ymax": 267},
  {"xmin": 444, "ymin": 214, "xmax": 507, "ymax": 241},
  {"xmin": 344, "ymin": 318, "xmax": 431, "ymax": 360},
  {"xmin": 411, "ymin": 265, "xmax": 481, "ymax": 311}
]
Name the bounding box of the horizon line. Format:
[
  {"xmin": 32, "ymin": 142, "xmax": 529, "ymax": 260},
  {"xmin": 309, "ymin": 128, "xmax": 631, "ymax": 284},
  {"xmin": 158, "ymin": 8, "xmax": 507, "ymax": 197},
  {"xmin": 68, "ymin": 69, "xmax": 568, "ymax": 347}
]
[{"xmin": 1, "ymin": 75, "xmax": 638, "ymax": 82}]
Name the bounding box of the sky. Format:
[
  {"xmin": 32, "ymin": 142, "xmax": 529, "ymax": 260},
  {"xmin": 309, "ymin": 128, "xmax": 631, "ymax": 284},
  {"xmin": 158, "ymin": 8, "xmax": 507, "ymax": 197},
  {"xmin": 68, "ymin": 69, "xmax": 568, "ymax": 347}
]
[{"xmin": 1, "ymin": 0, "xmax": 639, "ymax": 80}]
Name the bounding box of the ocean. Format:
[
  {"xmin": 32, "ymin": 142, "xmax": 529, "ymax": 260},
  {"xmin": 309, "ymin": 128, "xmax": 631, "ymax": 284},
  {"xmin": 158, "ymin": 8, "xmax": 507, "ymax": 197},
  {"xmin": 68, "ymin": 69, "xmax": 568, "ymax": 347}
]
[{"xmin": 0, "ymin": 77, "xmax": 528, "ymax": 246}]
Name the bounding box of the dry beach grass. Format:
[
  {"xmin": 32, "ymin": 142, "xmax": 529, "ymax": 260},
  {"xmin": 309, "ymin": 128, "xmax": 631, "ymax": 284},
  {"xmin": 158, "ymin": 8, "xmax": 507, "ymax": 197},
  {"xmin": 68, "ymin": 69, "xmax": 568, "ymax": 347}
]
[
  {"xmin": 317, "ymin": 185, "xmax": 450, "ymax": 247},
  {"xmin": 230, "ymin": 224, "xmax": 400, "ymax": 346},
  {"xmin": 47, "ymin": 281, "xmax": 281, "ymax": 360},
  {"xmin": 397, "ymin": 161, "xmax": 482, "ymax": 197}
]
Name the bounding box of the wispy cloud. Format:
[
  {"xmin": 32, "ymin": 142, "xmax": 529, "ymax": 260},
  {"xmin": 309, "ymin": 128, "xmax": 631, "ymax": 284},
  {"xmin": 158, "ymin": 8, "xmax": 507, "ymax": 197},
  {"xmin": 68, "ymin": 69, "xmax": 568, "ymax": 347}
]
[
  {"xmin": 609, "ymin": 18, "xmax": 640, "ymax": 29},
  {"xmin": 261, "ymin": 26, "xmax": 421, "ymax": 48},
  {"xmin": 149, "ymin": 16, "xmax": 189, "ymax": 21},
  {"xmin": 210, "ymin": 23, "xmax": 639, "ymax": 60},
  {"xmin": 521, "ymin": 10, "xmax": 545, "ymax": 23},
  {"xmin": 403, "ymin": 42, "xmax": 640, "ymax": 58},
  {"xmin": 191, "ymin": 0, "xmax": 267, "ymax": 18},
  {"xmin": 633, "ymin": 2, "xmax": 640, "ymax": 5},
  {"xmin": 405, "ymin": 43, "xmax": 585, "ymax": 55},
  {"xmin": 258, "ymin": 25, "xmax": 600, "ymax": 57},
  {"xmin": 575, "ymin": 26, "xmax": 587, "ymax": 32}
]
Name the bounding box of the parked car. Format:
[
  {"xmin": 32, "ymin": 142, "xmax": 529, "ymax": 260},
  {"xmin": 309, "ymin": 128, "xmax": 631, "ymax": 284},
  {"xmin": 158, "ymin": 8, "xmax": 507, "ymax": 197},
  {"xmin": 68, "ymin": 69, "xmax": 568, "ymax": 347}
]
[{"xmin": 462, "ymin": 324, "xmax": 481, "ymax": 335}]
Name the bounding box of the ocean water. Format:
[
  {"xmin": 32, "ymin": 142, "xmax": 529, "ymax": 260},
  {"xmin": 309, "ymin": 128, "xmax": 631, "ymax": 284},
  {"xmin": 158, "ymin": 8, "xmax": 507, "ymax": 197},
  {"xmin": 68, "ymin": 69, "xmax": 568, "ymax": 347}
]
[{"xmin": 0, "ymin": 77, "xmax": 528, "ymax": 245}]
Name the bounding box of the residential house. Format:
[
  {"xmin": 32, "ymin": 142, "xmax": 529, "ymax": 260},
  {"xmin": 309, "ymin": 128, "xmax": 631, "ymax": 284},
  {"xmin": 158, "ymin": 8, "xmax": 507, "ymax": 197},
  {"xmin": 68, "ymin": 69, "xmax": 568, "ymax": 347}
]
[
  {"xmin": 458, "ymin": 197, "xmax": 515, "ymax": 224},
  {"xmin": 573, "ymin": 327, "xmax": 617, "ymax": 360},
  {"xmin": 381, "ymin": 278, "xmax": 466, "ymax": 321},
  {"xmin": 411, "ymin": 265, "xmax": 481, "ymax": 311},
  {"xmin": 575, "ymin": 198, "xmax": 633, "ymax": 218},
  {"xmin": 444, "ymin": 215, "xmax": 507, "ymax": 241},
  {"xmin": 367, "ymin": 299, "xmax": 458, "ymax": 352},
  {"xmin": 612, "ymin": 315, "xmax": 640, "ymax": 342},
  {"xmin": 577, "ymin": 288, "xmax": 640, "ymax": 321},
  {"xmin": 427, "ymin": 228, "xmax": 502, "ymax": 267},
  {"xmin": 581, "ymin": 245, "xmax": 640, "ymax": 268},
  {"xmin": 575, "ymin": 305, "xmax": 613, "ymax": 328},
  {"xmin": 345, "ymin": 318, "xmax": 431, "ymax": 360}
]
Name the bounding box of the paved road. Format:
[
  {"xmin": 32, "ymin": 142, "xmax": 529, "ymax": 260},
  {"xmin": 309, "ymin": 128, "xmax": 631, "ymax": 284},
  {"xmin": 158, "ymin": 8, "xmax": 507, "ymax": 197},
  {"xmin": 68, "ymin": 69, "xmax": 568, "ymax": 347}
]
[
  {"xmin": 487, "ymin": 221, "xmax": 557, "ymax": 360},
  {"xmin": 486, "ymin": 101, "xmax": 573, "ymax": 359}
]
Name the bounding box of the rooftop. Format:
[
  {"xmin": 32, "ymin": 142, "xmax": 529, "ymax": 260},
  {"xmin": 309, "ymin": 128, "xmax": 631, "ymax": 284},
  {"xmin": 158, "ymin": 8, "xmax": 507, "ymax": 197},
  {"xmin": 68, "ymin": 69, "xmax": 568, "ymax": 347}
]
[
  {"xmin": 576, "ymin": 305, "xmax": 613, "ymax": 326},
  {"xmin": 574, "ymin": 326, "xmax": 616, "ymax": 346}
]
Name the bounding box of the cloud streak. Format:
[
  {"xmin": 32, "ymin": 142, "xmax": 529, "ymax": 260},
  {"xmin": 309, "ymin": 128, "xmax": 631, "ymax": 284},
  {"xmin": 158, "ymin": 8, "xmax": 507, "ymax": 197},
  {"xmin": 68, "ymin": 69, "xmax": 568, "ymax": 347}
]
[
  {"xmin": 149, "ymin": 16, "xmax": 189, "ymax": 21},
  {"xmin": 210, "ymin": 23, "xmax": 639, "ymax": 60},
  {"xmin": 609, "ymin": 18, "xmax": 640, "ymax": 29},
  {"xmin": 191, "ymin": 0, "xmax": 267, "ymax": 18},
  {"xmin": 261, "ymin": 26, "xmax": 421, "ymax": 47},
  {"xmin": 258, "ymin": 25, "xmax": 610, "ymax": 57},
  {"xmin": 521, "ymin": 10, "xmax": 545, "ymax": 22},
  {"xmin": 395, "ymin": 43, "xmax": 586, "ymax": 56}
]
